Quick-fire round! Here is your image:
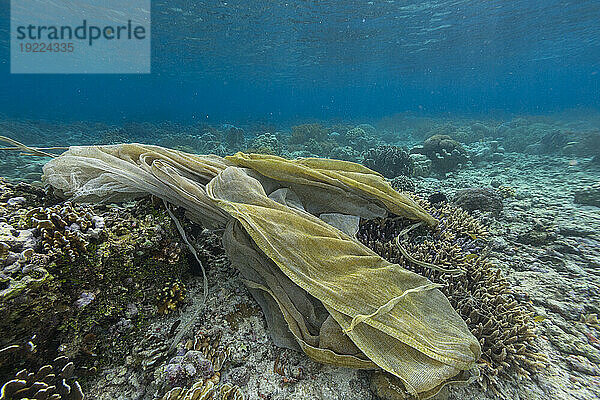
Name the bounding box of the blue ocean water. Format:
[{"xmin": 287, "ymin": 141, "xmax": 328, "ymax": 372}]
[{"xmin": 1, "ymin": 0, "xmax": 599, "ymax": 124}]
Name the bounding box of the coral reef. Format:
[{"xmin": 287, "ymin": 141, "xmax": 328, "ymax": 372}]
[
  {"xmin": 246, "ymin": 133, "xmax": 283, "ymax": 155},
  {"xmin": 328, "ymin": 146, "xmax": 360, "ymax": 162},
  {"xmin": 153, "ymin": 331, "xmax": 233, "ymax": 397},
  {"xmin": 469, "ymin": 140, "xmax": 505, "ymax": 163},
  {"xmin": 356, "ymin": 198, "xmax": 543, "ymax": 390},
  {"xmin": 158, "ymin": 375, "xmax": 243, "ymax": 400},
  {"xmin": 362, "ymin": 145, "xmax": 414, "ymax": 178},
  {"xmin": 157, "ymin": 280, "xmax": 186, "ymax": 315},
  {"xmin": 389, "ymin": 176, "xmax": 415, "ymax": 193},
  {"xmin": 23, "ymin": 203, "xmax": 103, "ymax": 261},
  {"xmin": 222, "ymin": 125, "xmax": 245, "ymax": 151},
  {"xmin": 453, "ymin": 187, "xmax": 504, "ymax": 216},
  {"xmin": 0, "ymin": 355, "xmax": 84, "ymax": 400},
  {"xmin": 184, "ymin": 333, "xmax": 230, "ymax": 374},
  {"xmin": 0, "ymin": 180, "xmax": 193, "ymax": 382},
  {"xmin": 423, "ymin": 121, "xmax": 494, "ymax": 145},
  {"xmin": 99, "ymin": 127, "xmax": 131, "ymax": 145},
  {"xmin": 288, "ymin": 123, "xmax": 329, "ymax": 145},
  {"xmin": 340, "ymin": 126, "xmax": 382, "ymax": 152},
  {"xmin": 414, "ymin": 134, "xmax": 469, "ymax": 173},
  {"xmin": 573, "ymin": 182, "xmax": 600, "ymax": 207},
  {"xmin": 408, "ymin": 154, "xmax": 432, "ymax": 177}
]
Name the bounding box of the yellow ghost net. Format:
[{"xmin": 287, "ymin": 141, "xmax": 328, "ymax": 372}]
[{"xmin": 42, "ymin": 144, "xmax": 481, "ymax": 399}]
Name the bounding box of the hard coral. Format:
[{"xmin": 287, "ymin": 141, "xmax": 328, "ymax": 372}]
[
  {"xmin": 157, "ymin": 280, "xmax": 186, "ymax": 315},
  {"xmin": 0, "ymin": 355, "xmax": 84, "ymax": 400},
  {"xmin": 288, "ymin": 123, "xmax": 329, "ymax": 145},
  {"xmin": 246, "ymin": 133, "xmax": 282, "ymax": 156},
  {"xmin": 158, "ymin": 374, "xmax": 243, "ymax": 400},
  {"xmin": 417, "ymin": 134, "xmax": 468, "ymax": 173},
  {"xmin": 453, "ymin": 187, "xmax": 504, "ymax": 217},
  {"xmin": 328, "ymin": 146, "xmax": 360, "ymax": 162},
  {"xmin": 362, "ymin": 146, "xmax": 414, "ymax": 178},
  {"xmin": 341, "ymin": 126, "xmax": 381, "ymax": 152},
  {"xmin": 390, "ymin": 176, "xmax": 415, "ymax": 193},
  {"xmin": 357, "ymin": 198, "xmax": 543, "ymax": 390},
  {"xmin": 24, "ymin": 202, "xmax": 102, "ymax": 261},
  {"xmin": 184, "ymin": 333, "xmax": 230, "ymax": 373},
  {"xmin": 155, "ymin": 332, "xmax": 233, "ymax": 398}
]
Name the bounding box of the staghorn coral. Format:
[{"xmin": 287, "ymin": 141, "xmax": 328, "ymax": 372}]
[
  {"xmin": 0, "ymin": 355, "xmax": 84, "ymax": 400},
  {"xmin": 362, "ymin": 146, "xmax": 414, "ymax": 178},
  {"xmin": 357, "ymin": 198, "xmax": 544, "ymax": 390},
  {"xmin": 157, "ymin": 280, "xmax": 187, "ymax": 315},
  {"xmin": 24, "ymin": 202, "xmax": 102, "ymax": 261}
]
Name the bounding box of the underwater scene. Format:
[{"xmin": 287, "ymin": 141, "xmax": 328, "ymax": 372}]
[{"xmin": 1, "ymin": 1, "xmax": 599, "ymax": 399}]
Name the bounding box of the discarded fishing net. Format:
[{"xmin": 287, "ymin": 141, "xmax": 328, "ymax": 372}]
[
  {"xmin": 357, "ymin": 197, "xmax": 545, "ymax": 391},
  {"xmin": 42, "ymin": 144, "xmax": 481, "ymax": 399}
]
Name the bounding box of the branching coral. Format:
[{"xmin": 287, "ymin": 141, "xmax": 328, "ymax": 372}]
[{"xmin": 357, "ymin": 198, "xmax": 544, "ymax": 390}]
